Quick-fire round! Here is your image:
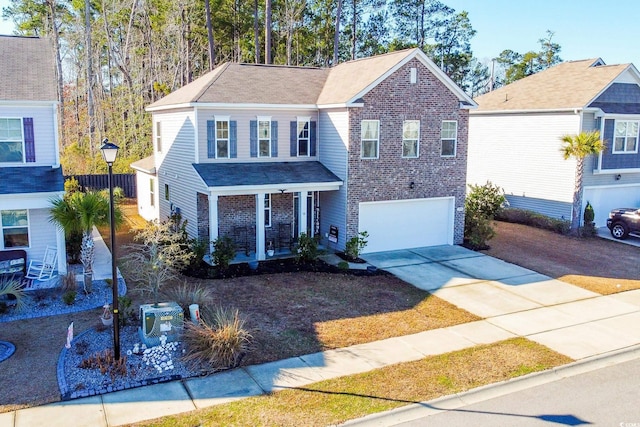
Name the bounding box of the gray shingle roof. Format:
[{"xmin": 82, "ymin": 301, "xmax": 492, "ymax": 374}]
[
  {"xmin": 193, "ymin": 162, "xmax": 342, "ymax": 187},
  {"xmin": 0, "ymin": 166, "xmax": 64, "ymax": 195},
  {"xmin": 473, "ymin": 58, "xmax": 630, "ymax": 112},
  {"xmin": 0, "ymin": 36, "xmax": 57, "ymax": 102}
]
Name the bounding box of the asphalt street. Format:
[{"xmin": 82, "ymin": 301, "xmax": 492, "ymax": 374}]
[{"xmin": 392, "ymin": 356, "xmax": 640, "ymax": 427}]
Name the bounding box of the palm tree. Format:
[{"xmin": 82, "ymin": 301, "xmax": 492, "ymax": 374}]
[
  {"xmin": 50, "ymin": 191, "xmax": 122, "ymax": 290},
  {"xmin": 560, "ymin": 130, "xmax": 605, "ymax": 233}
]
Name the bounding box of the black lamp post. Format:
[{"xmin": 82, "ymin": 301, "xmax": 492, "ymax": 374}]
[{"xmin": 100, "ymin": 138, "xmax": 120, "ymax": 360}]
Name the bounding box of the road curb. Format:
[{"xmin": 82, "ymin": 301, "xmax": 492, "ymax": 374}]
[{"xmin": 340, "ymin": 344, "xmax": 640, "ymax": 426}]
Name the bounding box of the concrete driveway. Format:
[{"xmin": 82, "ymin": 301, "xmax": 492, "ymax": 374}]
[
  {"xmin": 596, "ymin": 226, "xmax": 640, "ymax": 247},
  {"xmin": 362, "ymin": 246, "xmax": 640, "ymax": 360}
]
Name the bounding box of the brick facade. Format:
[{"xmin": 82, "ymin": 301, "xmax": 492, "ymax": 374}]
[{"xmin": 346, "ymin": 58, "xmax": 468, "ymax": 244}]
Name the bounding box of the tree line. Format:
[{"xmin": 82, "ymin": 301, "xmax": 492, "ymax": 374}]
[{"xmin": 2, "ymin": 0, "xmax": 561, "ymax": 174}]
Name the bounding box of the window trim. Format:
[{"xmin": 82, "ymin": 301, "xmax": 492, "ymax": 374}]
[
  {"xmin": 264, "ymin": 193, "xmax": 272, "ymax": 228},
  {"xmin": 613, "ymin": 120, "xmax": 639, "ymax": 154},
  {"xmin": 257, "ymin": 116, "xmax": 271, "ymax": 158},
  {"xmin": 402, "ymin": 120, "xmax": 420, "ymax": 158},
  {"xmin": 297, "ymin": 117, "xmax": 311, "ymax": 157},
  {"xmin": 361, "ymin": 119, "xmax": 380, "ymax": 159},
  {"xmin": 0, "ymin": 117, "xmax": 25, "ymax": 163},
  {"xmin": 440, "ymin": 120, "xmax": 458, "ymax": 157},
  {"xmin": 1, "ymin": 209, "xmax": 30, "ymax": 249},
  {"xmin": 155, "ymin": 121, "xmax": 162, "ymax": 152},
  {"xmin": 215, "ymin": 117, "xmax": 231, "ymax": 159}
]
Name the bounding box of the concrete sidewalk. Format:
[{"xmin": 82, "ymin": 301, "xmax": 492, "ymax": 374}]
[{"xmin": 2, "ymin": 245, "xmax": 640, "ymax": 426}]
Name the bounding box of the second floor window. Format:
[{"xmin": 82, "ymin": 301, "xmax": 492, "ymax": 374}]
[
  {"xmin": 216, "ymin": 120, "xmax": 230, "ymax": 158},
  {"xmin": 258, "ymin": 120, "xmax": 271, "ymax": 157},
  {"xmin": 402, "ymin": 120, "xmax": 420, "ymax": 158},
  {"xmin": 614, "ymin": 120, "xmax": 639, "ymax": 153},
  {"xmin": 155, "ymin": 121, "xmax": 162, "ymax": 152},
  {"xmin": 297, "ymin": 120, "xmax": 310, "ymax": 156},
  {"xmin": 0, "ymin": 118, "xmax": 23, "ymax": 163},
  {"xmin": 441, "ymin": 120, "xmax": 457, "ymax": 157},
  {"xmin": 361, "ymin": 120, "xmax": 379, "ymax": 159}
]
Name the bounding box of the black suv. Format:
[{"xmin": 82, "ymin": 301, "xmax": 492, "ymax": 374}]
[{"xmin": 607, "ymin": 208, "xmax": 640, "ymax": 239}]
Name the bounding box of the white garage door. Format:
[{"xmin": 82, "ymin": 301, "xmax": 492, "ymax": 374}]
[
  {"xmin": 358, "ymin": 197, "xmax": 454, "ymax": 253},
  {"xmin": 583, "ymin": 185, "xmax": 640, "ymax": 226}
]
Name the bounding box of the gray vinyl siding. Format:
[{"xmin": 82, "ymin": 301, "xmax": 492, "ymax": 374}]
[
  {"xmin": 505, "ymin": 195, "xmax": 572, "ymax": 221},
  {"xmin": 155, "ymin": 110, "xmax": 207, "ymax": 239},
  {"xmin": 0, "ymin": 104, "xmax": 58, "ymax": 166},
  {"xmin": 318, "ymin": 109, "xmax": 349, "ymax": 250},
  {"xmin": 196, "ymin": 108, "xmax": 319, "ymax": 163}
]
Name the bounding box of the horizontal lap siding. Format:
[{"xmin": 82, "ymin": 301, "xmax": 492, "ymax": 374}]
[
  {"xmin": 155, "ymin": 110, "xmax": 206, "ymax": 239},
  {"xmin": 319, "ymin": 109, "xmax": 348, "ymax": 249},
  {"xmin": 0, "ymin": 104, "xmax": 57, "ymax": 166},
  {"xmin": 27, "ymin": 208, "xmax": 58, "ymax": 260},
  {"xmin": 468, "ymin": 113, "xmax": 579, "ymax": 204},
  {"xmin": 196, "ymin": 109, "xmax": 319, "ymax": 163},
  {"xmin": 505, "ymin": 195, "xmax": 572, "ymax": 221}
]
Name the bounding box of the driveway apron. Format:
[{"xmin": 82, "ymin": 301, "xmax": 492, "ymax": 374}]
[{"xmin": 362, "ymin": 245, "xmax": 640, "ymax": 360}]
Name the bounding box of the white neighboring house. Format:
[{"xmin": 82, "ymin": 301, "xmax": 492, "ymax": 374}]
[
  {"xmin": 0, "ymin": 35, "xmax": 66, "ymax": 274},
  {"xmin": 130, "ymin": 155, "xmax": 158, "ymax": 221},
  {"xmin": 468, "ymin": 58, "xmax": 640, "ymax": 227}
]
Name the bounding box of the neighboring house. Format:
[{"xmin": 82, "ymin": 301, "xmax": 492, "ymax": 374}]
[
  {"xmin": 135, "ymin": 48, "xmax": 475, "ymax": 259},
  {"xmin": 0, "ymin": 35, "xmax": 66, "ymax": 274},
  {"xmin": 468, "ymin": 58, "xmax": 640, "ymax": 227}
]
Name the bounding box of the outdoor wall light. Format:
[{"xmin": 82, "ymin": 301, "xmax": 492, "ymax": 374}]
[
  {"xmin": 615, "ymin": 174, "xmax": 621, "ymax": 181},
  {"xmin": 409, "ymin": 181, "xmax": 415, "ymax": 189}
]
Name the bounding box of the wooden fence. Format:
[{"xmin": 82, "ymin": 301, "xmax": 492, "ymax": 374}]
[{"xmin": 65, "ymin": 174, "xmax": 137, "ymax": 198}]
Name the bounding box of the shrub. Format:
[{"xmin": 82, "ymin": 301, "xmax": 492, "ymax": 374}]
[
  {"xmin": 117, "ymin": 295, "xmax": 135, "ymax": 325},
  {"xmin": 62, "ymin": 290, "xmax": 77, "ymax": 305},
  {"xmin": 464, "ymin": 181, "xmax": 507, "ymax": 250},
  {"xmin": 338, "ymin": 261, "xmax": 350, "ymax": 270},
  {"xmin": 583, "ymin": 202, "xmax": 595, "ymax": 224},
  {"xmin": 182, "ymin": 306, "xmax": 252, "ymax": 370},
  {"xmin": 294, "ymin": 233, "xmax": 318, "ymax": 263},
  {"xmin": 161, "ymin": 281, "xmax": 213, "ymax": 314},
  {"xmin": 211, "ymin": 236, "xmax": 236, "ymax": 271},
  {"xmin": 466, "ymin": 181, "xmax": 508, "ymax": 219},
  {"xmin": 344, "ymin": 231, "xmax": 369, "ymax": 260},
  {"xmin": 64, "ymin": 176, "xmax": 81, "ymax": 194},
  {"xmin": 496, "ymin": 208, "xmax": 571, "ymax": 235}
]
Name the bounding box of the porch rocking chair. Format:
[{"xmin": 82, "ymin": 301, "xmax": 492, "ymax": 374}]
[{"xmin": 25, "ymin": 246, "xmax": 58, "ymax": 281}]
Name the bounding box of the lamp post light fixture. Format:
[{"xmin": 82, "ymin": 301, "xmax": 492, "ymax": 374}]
[{"xmin": 100, "ymin": 138, "xmax": 120, "ymax": 360}]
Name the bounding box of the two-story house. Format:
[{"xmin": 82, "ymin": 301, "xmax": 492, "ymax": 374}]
[
  {"xmin": 133, "ymin": 48, "xmax": 475, "ymax": 259},
  {"xmin": 468, "ymin": 58, "xmax": 640, "ymax": 227},
  {"xmin": 0, "ymin": 35, "xmax": 66, "ymax": 274}
]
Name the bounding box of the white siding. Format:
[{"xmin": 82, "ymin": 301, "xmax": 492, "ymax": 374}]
[
  {"xmin": 0, "ymin": 104, "xmax": 58, "ymax": 166},
  {"xmin": 26, "ymin": 208, "xmax": 59, "ymax": 259},
  {"xmin": 318, "ymin": 109, "xmax": 349, "ymax": 249},
  {"xmin": 468, "ymin": 113, "xmax": 580, "ymax": 203},
  {"xmin": 155, "ymin": 110, "xmax": 207, "ymax": 239},
  {"xmin": 196, "ymin": 108, "xmax": 319, "ymax": 163},
  {"xmin": 135, "ymin": 170, "xmax": 159, "ymax": 221}
]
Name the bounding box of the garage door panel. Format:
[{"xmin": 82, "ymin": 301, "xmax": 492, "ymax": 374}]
[
  {"xmin": 584, "ymin": 186, "xmax": 640, "ymax": 226},
  {"xmin": 359, "ymin": 198, "xmax": 454, "ymax": 253}
]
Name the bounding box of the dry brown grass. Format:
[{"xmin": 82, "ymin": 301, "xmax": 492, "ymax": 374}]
[
  {"xmin": 485, "ymin": 221, "xmax": 640, "ymax": 294},
  {"xmin": 134, "ymin": 338, "xmax": 573, "ymax": 427}
]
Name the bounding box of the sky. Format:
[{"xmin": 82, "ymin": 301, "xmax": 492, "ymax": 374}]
[{"xmin": 1, "ymin": 0, "xmax": 639, "ymax": 67}]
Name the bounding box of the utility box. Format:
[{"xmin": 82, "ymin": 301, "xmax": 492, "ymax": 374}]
[{"xmin": 138, "ymin": 302, "xmax": 184, "ymax": 347}]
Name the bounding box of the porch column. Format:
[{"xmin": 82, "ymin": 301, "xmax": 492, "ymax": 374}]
[
  {"xmin": 298, "ymin": 191, "xmax": 308, "ymax": 237},
  {"xmin": 56, "ymin": 225, "xmax": 67, "ymax": 275},
  {"xmin": 208, "ymin": 193, "xmax": 219, "ymax": 255},
  {"xmin": 256, "ymin": 193, "xmax": 266, "ymax": 260}
]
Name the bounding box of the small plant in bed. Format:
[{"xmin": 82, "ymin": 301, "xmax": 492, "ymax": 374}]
[{"xmin": 62, "ymin": 291, "xmax": 77, "ymax": 305}]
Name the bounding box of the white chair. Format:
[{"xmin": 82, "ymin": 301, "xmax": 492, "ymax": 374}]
[{"xmin": 25, "ymin": 246, "xmax": 58, "ymax": 281}]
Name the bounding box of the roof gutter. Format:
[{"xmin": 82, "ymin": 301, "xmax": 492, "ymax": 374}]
[{"xmin": 470, "ymin": 107, "xmax": 585, "ymax": 115}]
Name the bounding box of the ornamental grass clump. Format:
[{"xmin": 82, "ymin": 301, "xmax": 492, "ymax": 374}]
[
  {"xmin": 160, "ymin": 281, "xmax": 213, "ymax": 314},
  {"xmin": 182, "ymin": 306, "xmax": 252, "ymax": 370}
]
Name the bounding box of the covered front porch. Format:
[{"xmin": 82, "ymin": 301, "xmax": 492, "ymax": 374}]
[{"xmin": 193, "ymin": 162, "xmax": 342, "ymax": 262}]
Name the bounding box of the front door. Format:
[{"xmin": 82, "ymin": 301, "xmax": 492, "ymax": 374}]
[{"xmin": 293, "ymin": 192, "xmax": 314, "ymax": 240}]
